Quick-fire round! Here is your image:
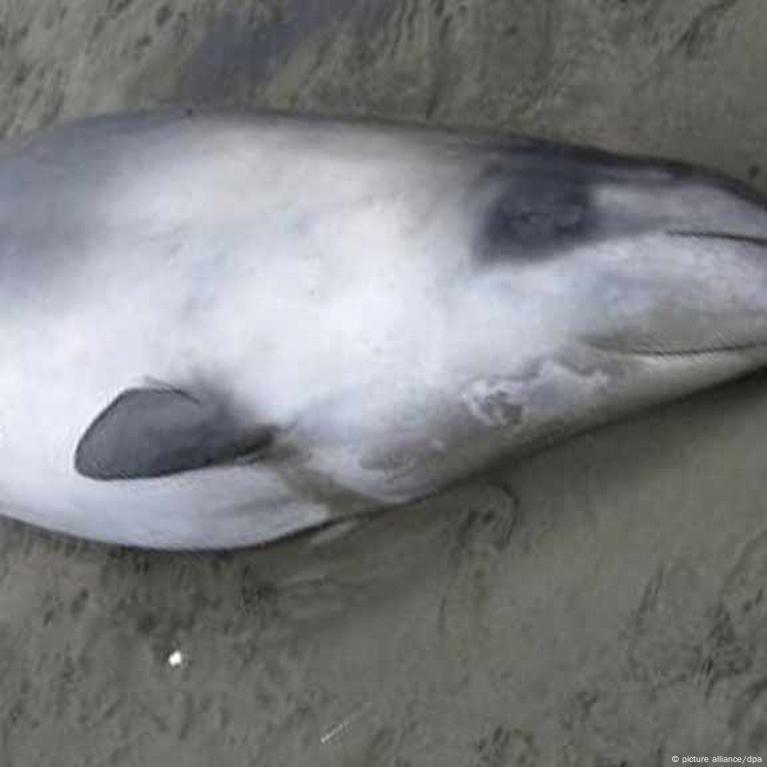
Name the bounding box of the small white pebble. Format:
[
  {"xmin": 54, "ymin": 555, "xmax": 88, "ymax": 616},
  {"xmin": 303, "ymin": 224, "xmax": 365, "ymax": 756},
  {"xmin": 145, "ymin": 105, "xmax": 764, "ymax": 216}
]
[{"xmin": 167, "ymin": 650, "xmax": 184, "ymax": 667}]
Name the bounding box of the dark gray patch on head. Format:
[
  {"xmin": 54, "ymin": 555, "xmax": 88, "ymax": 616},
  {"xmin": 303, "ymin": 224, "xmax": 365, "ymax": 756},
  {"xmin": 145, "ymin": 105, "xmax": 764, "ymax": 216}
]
[
  {"xmin": 470, "ymin": 140, "xmax": 767, "ymax": 269},
  {"xmin": 75, "ymin": 385, "xmax": 275, "ymax": 480},
  {"xmin": 477, "ymin": 162, "xmax": 596, "ymax": 264}
]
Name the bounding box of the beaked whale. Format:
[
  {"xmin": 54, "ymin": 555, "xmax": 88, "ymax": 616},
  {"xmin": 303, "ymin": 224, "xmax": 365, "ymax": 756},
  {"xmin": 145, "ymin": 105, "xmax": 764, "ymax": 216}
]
[{"xmin": 1, "ymin": 108, "xmax": 767, "ymax": 549}]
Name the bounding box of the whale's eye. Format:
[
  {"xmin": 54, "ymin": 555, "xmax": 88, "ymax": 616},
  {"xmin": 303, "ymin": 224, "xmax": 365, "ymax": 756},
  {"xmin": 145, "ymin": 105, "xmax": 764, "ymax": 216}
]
[{"xmin": 479, "ymin": 171, "xmax": 594, "ymax": 263}]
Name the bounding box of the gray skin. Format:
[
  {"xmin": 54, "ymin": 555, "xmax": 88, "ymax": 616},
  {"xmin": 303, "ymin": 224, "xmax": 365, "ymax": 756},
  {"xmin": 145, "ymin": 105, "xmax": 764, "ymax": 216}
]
[{"xmin": 1, "ymin": 108, "xmax": 767, "ymax": 549}]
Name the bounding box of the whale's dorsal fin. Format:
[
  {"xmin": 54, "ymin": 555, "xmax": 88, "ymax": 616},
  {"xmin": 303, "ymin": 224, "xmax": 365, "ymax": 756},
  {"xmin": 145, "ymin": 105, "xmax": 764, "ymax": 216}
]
[{"xmin": 74, "ymin": 386, "xmax": 275, "ymax": 480}]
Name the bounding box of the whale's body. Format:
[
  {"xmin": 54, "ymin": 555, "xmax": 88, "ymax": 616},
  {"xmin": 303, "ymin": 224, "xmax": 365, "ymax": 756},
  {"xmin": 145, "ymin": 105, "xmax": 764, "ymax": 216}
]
[{"xmin": 1, "ymin": 109, "xmax": 767, "ymax": 548}]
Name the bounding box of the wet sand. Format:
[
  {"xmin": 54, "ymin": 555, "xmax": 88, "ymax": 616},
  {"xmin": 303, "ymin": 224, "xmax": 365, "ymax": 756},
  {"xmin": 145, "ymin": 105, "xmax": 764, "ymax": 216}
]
[{"xmin": 1, "ymin": 2, "xmax": 766, "ymax": 764}]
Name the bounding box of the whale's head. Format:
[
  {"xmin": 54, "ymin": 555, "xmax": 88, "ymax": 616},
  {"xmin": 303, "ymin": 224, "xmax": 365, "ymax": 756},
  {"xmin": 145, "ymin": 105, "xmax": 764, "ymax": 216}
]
[
  {"xmin": 470, "ymin": 147, "xmax": 767, "ymax": 361},
  {"xmin": 204, "ymin": 146, "xmax": 765, "ymax": 515}
]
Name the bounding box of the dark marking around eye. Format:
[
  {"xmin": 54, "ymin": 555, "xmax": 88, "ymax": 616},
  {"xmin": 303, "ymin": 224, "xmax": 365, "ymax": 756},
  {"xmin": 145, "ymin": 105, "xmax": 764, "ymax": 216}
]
[{"xmin": 478, "ymin": 170, "xmax": 595, "ymax": 263}]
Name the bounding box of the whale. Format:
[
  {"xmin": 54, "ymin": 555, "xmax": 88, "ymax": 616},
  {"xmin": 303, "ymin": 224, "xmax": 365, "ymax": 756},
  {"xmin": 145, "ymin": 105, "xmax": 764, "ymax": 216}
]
[{"xmin": 1, "ymin": 108, "xmax": 766, "ymax": 549}]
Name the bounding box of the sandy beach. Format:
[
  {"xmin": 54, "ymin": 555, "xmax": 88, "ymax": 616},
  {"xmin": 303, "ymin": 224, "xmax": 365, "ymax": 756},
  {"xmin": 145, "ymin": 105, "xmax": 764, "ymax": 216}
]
[{"xmin": 1, "ymin": 2, "xmax": 766, "ymax": 764}]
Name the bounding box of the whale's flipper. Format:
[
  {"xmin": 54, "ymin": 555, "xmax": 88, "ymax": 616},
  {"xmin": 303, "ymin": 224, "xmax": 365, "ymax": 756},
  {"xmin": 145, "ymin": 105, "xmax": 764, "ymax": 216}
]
[{"xmin": 74, "ymin": 386, "xmax": 275, "ymax": 480}]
